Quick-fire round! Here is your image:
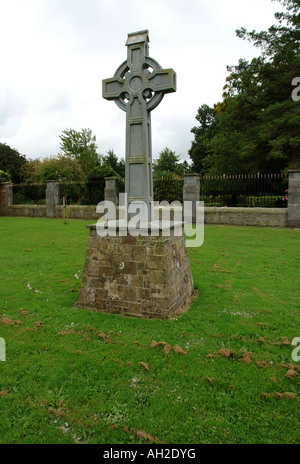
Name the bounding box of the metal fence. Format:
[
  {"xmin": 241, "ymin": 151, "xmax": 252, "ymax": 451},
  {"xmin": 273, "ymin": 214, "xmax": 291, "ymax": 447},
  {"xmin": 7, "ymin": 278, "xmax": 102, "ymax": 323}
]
[
  {"xmin": 10, "ymin": 173, "xmax": 289, "ymax": 208},
  {"xmin": 60, "ymin": 180, "xmax": 105, "ymax": 205},
  {"xmin": 199, "ymin": 173, "xmax": 288, "ymax": 208},
  {"xmin": 153, "ymin": 177, "xmax": 184, "ymax": 203},
  {"xmin": 12, "ymin": 183, "xmax": 46, "ymax": 205}
]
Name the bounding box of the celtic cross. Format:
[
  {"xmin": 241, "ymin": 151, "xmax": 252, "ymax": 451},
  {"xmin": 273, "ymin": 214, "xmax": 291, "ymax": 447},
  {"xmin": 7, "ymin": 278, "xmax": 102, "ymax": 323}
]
[{"xmin": 102, "ymin": 30, "xmax": 176, "ymax": 222}]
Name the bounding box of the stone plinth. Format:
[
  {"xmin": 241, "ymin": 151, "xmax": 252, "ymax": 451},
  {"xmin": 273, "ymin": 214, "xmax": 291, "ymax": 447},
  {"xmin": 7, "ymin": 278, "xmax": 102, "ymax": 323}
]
[{"xmin": 77, "ymin": 222, "xmax": 194, "ymax": 319}]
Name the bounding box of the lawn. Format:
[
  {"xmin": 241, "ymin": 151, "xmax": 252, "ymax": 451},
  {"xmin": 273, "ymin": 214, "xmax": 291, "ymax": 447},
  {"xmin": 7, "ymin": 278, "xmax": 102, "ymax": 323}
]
[{"xmin": 0, "ymin": 217, "xmax": 299, "ymax": 444}]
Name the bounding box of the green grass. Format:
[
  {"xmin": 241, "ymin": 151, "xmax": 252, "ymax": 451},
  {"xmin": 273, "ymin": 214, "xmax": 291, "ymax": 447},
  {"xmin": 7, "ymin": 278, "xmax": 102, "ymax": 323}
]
[{"xmin": 0, "ymin": 217, "xmax": 299, "ymax": 444}]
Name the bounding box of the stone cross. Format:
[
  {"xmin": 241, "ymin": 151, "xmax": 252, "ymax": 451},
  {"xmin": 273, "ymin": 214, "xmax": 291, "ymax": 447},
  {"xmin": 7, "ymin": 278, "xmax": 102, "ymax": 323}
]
[{"xmin": 102, "ymin": 30, "xmax": 176, "ymax": 222}]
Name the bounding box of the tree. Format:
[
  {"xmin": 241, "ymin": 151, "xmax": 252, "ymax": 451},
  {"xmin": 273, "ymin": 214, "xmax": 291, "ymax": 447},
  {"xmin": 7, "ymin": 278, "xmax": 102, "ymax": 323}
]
[
  {"xmin": 189, "ymin": 105, "xmax": 218, "ymax": 174},
  {"xmin": 189, "ymin": 0, "xmax": 300, "ymax": 174},
  {"xmin": 0, "ymin": 170, "xmax": 11, "ymax": 183},
  {"xmin": 21, "ymin": 156, "xmax": 86, "ymax": 184},
  {"xmin": 153, "ymin": 147, "xmax": 185, "ymax": 177},
  {"xmin": 0, "ymin": 143, "xmax": 27, "ymax": 183},
  {"xmin": 102, "ymin": 150, "xmax": 125, "ymax": 178},
  {"xmin": 59, "ymin": 128, "xmax": 100, "ymax": 175}
]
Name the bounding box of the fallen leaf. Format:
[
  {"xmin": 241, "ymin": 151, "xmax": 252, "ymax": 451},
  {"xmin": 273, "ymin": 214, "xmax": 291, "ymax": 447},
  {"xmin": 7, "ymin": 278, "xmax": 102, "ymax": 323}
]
[
  {"xmin": 256, "ymin": 360, "xmax": 268, "ymax": 369},
  {"xmin": 275, "ymin": 392, "xmax": 296, "ymax": 400},
  {"xmin": 139, "ymin": 362, "xmax": 150, "ymax": 372},
  {"xmin": 219, "ymin": 349, "xmax": 236, "ymax": 359},
  {"xmin": 0, "ymin": 317, "xmax": 23, "ymax": 326},
  {"xmin": 163, "ymin": 344, "xmax": 172, "ymax": 355},
  {"xmin": 204, "ymin": 377, "xmax": 214, "ymax": 385},
  {"xmin": 286, "ymin": 369, "xmax": 297, "ymax": 380},
  {"xmin": 173, "ymin": 345, "xmax": 187, "ymax": 356},
  {"xmin": 238, "ymin": 352, "xmax": 253, "ymax": 364}
]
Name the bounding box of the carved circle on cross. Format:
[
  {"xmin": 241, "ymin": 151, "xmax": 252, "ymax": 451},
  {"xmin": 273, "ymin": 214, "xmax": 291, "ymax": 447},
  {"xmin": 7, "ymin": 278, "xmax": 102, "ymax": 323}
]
[{"xmin": 112, "ymin": 56, "xmax": 165, "ymax": 113}]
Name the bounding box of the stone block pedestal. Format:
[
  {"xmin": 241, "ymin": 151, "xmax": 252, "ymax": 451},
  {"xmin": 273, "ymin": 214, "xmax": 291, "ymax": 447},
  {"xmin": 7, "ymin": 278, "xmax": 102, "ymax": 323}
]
[{"xmin": 77, "ymin": 222, "xmax": 194, "ymax": 319}]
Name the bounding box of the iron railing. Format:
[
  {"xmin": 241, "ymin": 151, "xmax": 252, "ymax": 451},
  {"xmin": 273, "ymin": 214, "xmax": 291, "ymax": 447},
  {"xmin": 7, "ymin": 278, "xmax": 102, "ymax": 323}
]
[
  {"xmin": 59, "ymin": 180, "xmax": 106, "ymax": 206},
  {"xmin": 153, "ymin": 177, "xmax": 184, "ymax": 203},
  {"xmin": 199, "ymin": 173, "xmax": 288, "ymax": 208},
  {"xmin": 12, "ymin": 183, "xmax": 46, "ymax": 205}
]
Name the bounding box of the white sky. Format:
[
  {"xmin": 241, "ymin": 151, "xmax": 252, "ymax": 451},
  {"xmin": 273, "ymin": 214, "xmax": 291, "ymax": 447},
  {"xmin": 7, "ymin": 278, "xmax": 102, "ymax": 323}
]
[{"xmin": 0, "ymin": 0, "xmax": 280, "ymax": 162}]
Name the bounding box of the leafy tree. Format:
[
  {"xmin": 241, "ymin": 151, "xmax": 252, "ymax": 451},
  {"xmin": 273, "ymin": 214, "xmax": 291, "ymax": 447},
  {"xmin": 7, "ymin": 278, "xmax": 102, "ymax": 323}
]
[
  {"xmin": 102, "ymin": 150, "xmax": 125, "ymax": 178},
  {"xmin": 0, "ymin": 143, "xmax": 27, "ymax": 183},
  {"xmin": 0, "ymin": 170, "xmax": 11, "ymax": 183},
  {"xmin": 153, "ymin": 147, "xmax": 185, "ymax": 177},
  {"xmin": 87, "ymin": 164, "xmax": 119, "ymax": 181},
  {"xmin": 59, "ymin": 128, "xmax": 100, "ymax": 175},
  {"xmin": 189, "ymin": 105, "xmax": 218, "ymax": 174},
  {"xmin": 21, "ymin": 156, "xmax": 85, "ymax": 184},
  {"xmin": 189, "ymin": 0, "xmax": 300, "ymax": 174}
]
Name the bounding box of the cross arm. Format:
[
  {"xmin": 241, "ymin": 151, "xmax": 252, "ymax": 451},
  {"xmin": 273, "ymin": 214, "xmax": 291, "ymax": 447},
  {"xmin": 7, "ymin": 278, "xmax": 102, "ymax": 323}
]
[
  {"xmin": 102, "ymin": 77, "xmax": 124, "ymax": 100},
  {"xmin": 148, "ymin": 69, "xmax": 176, "ymax": 94}
]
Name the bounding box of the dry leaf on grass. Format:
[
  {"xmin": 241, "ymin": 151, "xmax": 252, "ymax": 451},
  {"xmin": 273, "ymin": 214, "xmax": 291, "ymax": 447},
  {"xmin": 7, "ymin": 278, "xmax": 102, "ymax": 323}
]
[
  {"xmin": 96, "ymin": 331, "xmax": 107, "ymax": 340},
  {"xmin": 163, "ymin": 344, "xmax": 172, "ymax": 355},
  {"xmin": 256, "ymin": 360, "xmax": 268, "ymax": 369},
  {"xmin": 206, "ymin": 353, "xmax": 215, "ymax": 359},
  {"xmin": 34, "ymin": 321, "xmax": 43, "ymax": 329},
  {"xmin": 204, "ymin": 377, "xmax": 215, "ymax": 385},
  {"xmin": 238, "ymin": 352, "xmax": 253, "ymax": 364},
  {"xmin": 272, "ymin": 337, "xmax": 291, "ymax": 346},
  {"xmin": 139, "ymin": 362, "xmax": 150, "ymax": 372},
  {"xmin": 285, "ymin": 369, "xmax": 298, "ymax": 380},
  {"xmin": 275, "ymin": 392, "xmax": 296, "ymax": 400},
  {"xmin": 19, "ymin": 309, "xmax": 29, "ymax": 316},
  {"xmin": 257, "ymin": 322, "xmax": 266, "ymax": 328},
  {"xmin": 173, "ymin": 345, "xmax": 187, "ymax": 356},
  {"xmin": 56, "ymin": 330, "xmax": 77, "ymax": 336},
  {"xmin": 0, "ymin": 390, "xmax": 9, "ymax": 397},
  {"xmin": 219, "ymin": 349, "xmax": 236, "ymax": 359},
  {"xmin": 0, "ymin": 317, "xmax": 23, "ymax": 326}
]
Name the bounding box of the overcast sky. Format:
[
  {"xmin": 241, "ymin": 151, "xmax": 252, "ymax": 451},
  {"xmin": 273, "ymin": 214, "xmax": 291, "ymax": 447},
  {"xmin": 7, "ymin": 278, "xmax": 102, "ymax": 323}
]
[{"xmin": 0, "ymin": 0, "xmax": 280, "ymax": 162}]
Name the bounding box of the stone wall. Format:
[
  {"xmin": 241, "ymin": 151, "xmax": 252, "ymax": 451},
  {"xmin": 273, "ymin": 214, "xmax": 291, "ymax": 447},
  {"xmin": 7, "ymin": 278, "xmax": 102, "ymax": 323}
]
[
  {"xmin": 204, "ymin": 207, "xmax": 287, "ymax": 227},
  {"xmin": 7, "ymin": 204, "xmax": 46, "ymax": 218},
  {"xmin": 4, "ymin": 203, "xmax": 288, "ymax": 227}
]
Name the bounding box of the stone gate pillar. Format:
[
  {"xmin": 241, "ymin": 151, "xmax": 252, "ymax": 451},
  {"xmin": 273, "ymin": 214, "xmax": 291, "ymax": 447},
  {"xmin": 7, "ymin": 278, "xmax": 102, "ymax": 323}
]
[
  {"xmin": 288, "ymin": 170, "xmax": 300, "ymax": 227},
  {"xmin": 0, "ymin": 183, "xmax": 13, "ymax": 216},
  {"xmin": 183, "ymin": 174, "xmax": 200, "ymax": 223},
  {"xmin": 104, "ymin": 177, "xmax": 118, "ymax": 205},
  {"xmin": 46, "ymin": 181, "xmax": 60, "ymax": 218}
]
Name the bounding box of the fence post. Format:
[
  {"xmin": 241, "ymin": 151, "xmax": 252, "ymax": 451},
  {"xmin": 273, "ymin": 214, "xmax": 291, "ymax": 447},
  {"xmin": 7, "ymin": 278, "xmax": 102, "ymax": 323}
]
[
  {"xmin": 0, "ymin": 183, "xmax": 13, "ymax": 216},
  {"xmin": 183, "ymin": 174, "xmax": 200, "ymax": 223},
  {"xmin": 288, "ymin": 170, "xmax": 300, "ymax": 227},
  {"xmin": 104, "ymin": 177, "xmax": 118, "ymax": 205},
  {"xmin": 46, "ymin": 181, "xmax": 60, "ymax": 218}
]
